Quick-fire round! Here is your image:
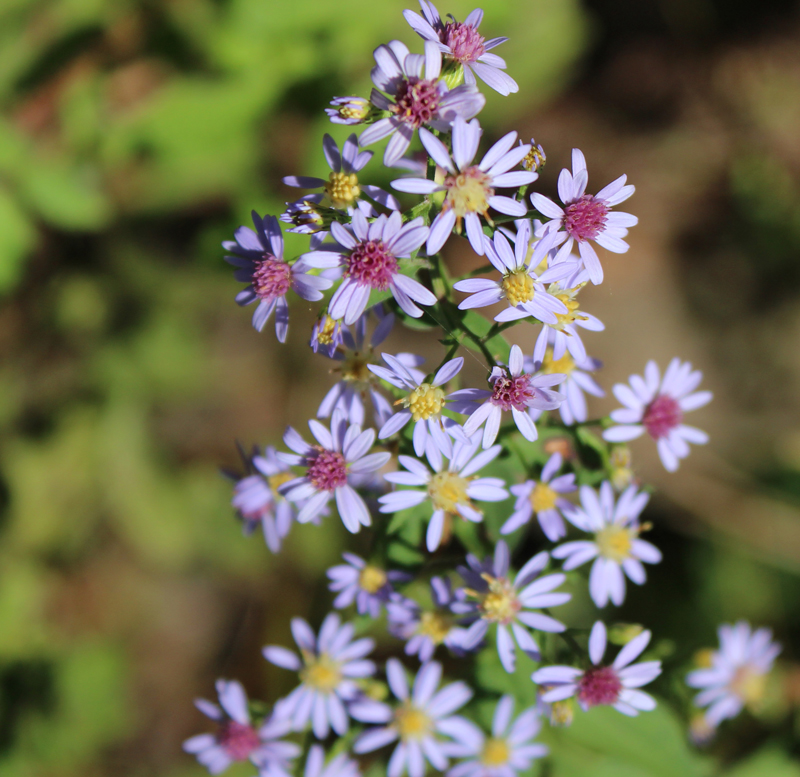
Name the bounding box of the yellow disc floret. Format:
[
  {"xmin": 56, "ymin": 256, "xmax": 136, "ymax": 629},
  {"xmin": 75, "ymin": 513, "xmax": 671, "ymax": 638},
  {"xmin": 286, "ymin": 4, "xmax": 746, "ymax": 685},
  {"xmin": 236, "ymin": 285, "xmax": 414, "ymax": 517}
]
[
  {"xmin": 358, "ymin": 565, "xmax": 387, "ymax": 594},
  {"xmin": 469, "ymin": 574, "xmax": 521, "ymax": 625},
  {"xmin": 502, "ymin": 269, "xmax": 536, "ymax": 306},
  {"xmin": 268, "ymin": 471, "xmax": 295, "ymax": 496},
  {"xmin": 595, "ymin": 524, "xmax": 635, "ymax": 563},
  {"xmin": 530, "ymin": 481, "xmax": 558, "ymax": 513},
  {"xmin": 541, "ymin": 348, "xmax": 576, "ymax": 377},
  {"xmin": 300, "ymin": 653, "xmax": 342, "ymax": 694},
  {"xmin": 395, "ymin": 704, "xmax": 432, "ymax": 741},
  {"xmin": 444, "ymin": 166, "xmax": 494, "ymax": 219},
  {"xmin": 731, "ymin": 666, "xmax": 767, "ymax": 706},
  {"xmin": 325, "ymin": 171, "xmax": 361, "ymax": 209},
  {"xmin": 481, "ymin": 738, "xmax": 511, "ymax": 767},
  {"xmin": 428, "ymin": 471, "xmax": 471, "ymax": 514},
  {"xmin": 340, "ymin": 353, "xmax": 373, "ymax": 385},
  {"xmin": 401, "ymin": 383, "xmax": 446, "ymax": 421},
  {"xmin": 315, "ymin": 315, "xmax": 338, "ymax": 346},
  {"xmin": 417, "ymin": 611, "xmax": 454, "ymax": 644}
]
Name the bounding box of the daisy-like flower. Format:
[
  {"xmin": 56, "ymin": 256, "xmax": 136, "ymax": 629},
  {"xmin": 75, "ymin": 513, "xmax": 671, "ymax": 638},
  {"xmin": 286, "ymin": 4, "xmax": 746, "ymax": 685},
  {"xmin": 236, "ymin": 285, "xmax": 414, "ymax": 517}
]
[
  {"xmin": 302, "ymin": 744, "xmax": 361, "ymax": 777},
  {"xmin": 359, "ymin": 40, "xmax": 485, "ymax": 167},
  {"xmin": 278, "ymin": 409, "xmax": 391, "ymax": 533},
  {"xmin": 532, "ymin": 621, "xmax": 662, "ymax": 716},
  {"xmin": 263, "ymin": 613, "xmax": 376, "ymax": 740},
  {"xmin": 183, "ymin": 680, "xmax": 299, "ymax": 775},
  {"xmin": 370, "ymin": 353, "xmax": 465, "ymax": 457},
  {"xmin": 310, "ymin": 312, "xmax": 346, "ymax": 358},
  {"xmin": 229, "ymin": 445, "xmax": 298, "ymax": 553},
  {"xmin": 450, "ymin": 345, "xmax": 565, "ymax": 449},
  {"xmin": 531, "ymin": 282, "xmax": 604, "ymax": 368},
  {"xmin": 224, "ymin": 212, "xmax": 333, "ymax": 340},
  {"xmin": 452, "ymin": 223, "xmax": 572, "ymax": 324},
  {"xmin": 283, "ymin": 134, "xmax": 399, "ymax": 216},
  {"xmin": 552, "ymin": 481, "xmax": 661, "ymax": 608},
  {"xmin": 445, "ymin": 695, "xmax": 548, "ymax": 777},
  {"xmin": 387, "ymin": 577, "xmax": 472, "ymax": 662},
  {"xmin": 403, "ymin": 3, "xmax": 518, "ymax": 96},
  {"xmin": 531, "ymin": 149, "xmax": 637, "ymax": 285},
  {"xmin": 302, "ymin": 210, "xmax": 435, "ymax": 325},
  {"xmin": 455, "ymin": 541, "xmax": 570, "ymax": 673},
  {"xmin": 378, "ymin": 432, "xmax": 508, "ymax": 552},
  {"xmin": 392, "ymin": 118, "xmax": 536, "ymax": 256},
  {"xmin": 327, "ymin": 553, "xmax": 411, "ymax": 618},
  {"xmin": 502, "ymin": 452, "xmax": 576, "ymax": 540},
  {"xmin": 686, "ymin": 621, "xmax": 781, "ymax": 727},
  {"xmin": 351, "ymin": 659, "xmax": 474, "ymax": 777},
  {"xmin": 602, "ymin": 358, "xmax": 712, "ymax": 473},
  {"xmin": 521, "ymin": 138, "xmax": 546, "ymax": 174},
  {"xmin": 326, "ymin": 96, "xmax": 375, "ymax": 126}
]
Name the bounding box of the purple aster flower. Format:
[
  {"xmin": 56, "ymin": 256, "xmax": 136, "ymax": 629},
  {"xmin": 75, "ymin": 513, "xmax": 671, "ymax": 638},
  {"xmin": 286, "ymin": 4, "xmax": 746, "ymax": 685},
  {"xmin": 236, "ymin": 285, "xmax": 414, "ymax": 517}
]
[
  {"xmin": 326, "ymin": 96, "xmax": 375, "ymax": 125},
  {"xmin": 444, "ymin": 695, "xmax": 548, "ymax": 777},
  {"xmin": 359, "ymin": 40, "xmax": 485, "ymax": 167},
  {"xmin": 223, "ymin": 212, "xmax": 333, "ymax": 341},
  {"xmin": 602, "ymin": 358, "xmax": 712, "ymax": 472},
  {"xmin": 449, "ymin": 345, "xmax": 565, "ymax": 448},
  {"xmin": 283, "ymin": 134, "xmax": 399, "ymax": 216},
  {"xmin": 183, "ymin": 680, "xmax": 299, "ymax": 775},
  {"xmin": 369, "ymin": 353, "xmax": 466, "ymax": 457},
  {"xmin": 520, "ymin": 138, "xmax": 546, "ymax": 174},
  {"xmin": 531, "ymin": 149, "xmax": 638, "ymax": 285},
  {"xmin": 552, "ymin": 481, "xmax": 661, "ymax": 608},
  {"xmin": 229, "ymin": 445, "xmax": 298, "ymax": 553},
  {"xmin": 686, "ymin": 621, "xmax": 781, "ymax": 728},
  {"xmin": 502, "ymin": 452, "xmax": 576, "ymax": 540},
  {"xmin": 392, "ymin": 117, "xmax": 536, "ymax": 256},
  {"xmin": 350, "ymin": 659, "xmax": 474, "ymax": 777},
  {"xmin": 403, "ymin": 3, "xmax": 518, "ymax": 96},
  {"xmin": 278, "ymin": 409, "xmax": 390, "ymax": 533},
  {"xmin": 263, "ymin": 613, "xmax": 376, "ymax": 740},
  {"xmin": 378, "ymin": 432, "xmax": 508, "ymax": 552},
  {"xmin": 386, "ymin": 577, "xmax": 472, "ymax": 662},
  {"xmin": 302, "ymin": 744, "xmax": 361, "ymax": 777},
  {"xmin": 452, "ymin": 222, "xmax": 573, "ymax": 324},
  {"xmin": 533, "ymin": 621, "xmax": 662, "ymax": 716},
  {"xmin": 327, "ymin": 553, "xmax": 411, "ymax": 618},
  {"xmin": 310, "ymin": 312, "xmax": 346, "ymax": 358},
  {"xmin": 456, "ymin": 541, "xmax": 570, "ymax": 673},
  {"xmin": 302, "ymin": 210, "xmax": 435, "ymax": 325}
]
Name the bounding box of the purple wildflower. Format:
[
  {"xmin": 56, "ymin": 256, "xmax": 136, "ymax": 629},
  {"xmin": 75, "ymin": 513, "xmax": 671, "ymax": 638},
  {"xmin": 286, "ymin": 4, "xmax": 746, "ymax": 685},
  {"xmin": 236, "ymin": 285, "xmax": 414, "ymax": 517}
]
[{"xmin": 327, "ymin": 553, "xmax": 410, "ymax": 618}]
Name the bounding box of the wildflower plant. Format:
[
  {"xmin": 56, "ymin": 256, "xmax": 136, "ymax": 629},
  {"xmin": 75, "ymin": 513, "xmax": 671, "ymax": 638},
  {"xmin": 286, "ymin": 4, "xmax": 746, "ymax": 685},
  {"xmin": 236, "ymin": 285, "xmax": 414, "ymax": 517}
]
[{"xmin": 183, "ymin": 5, "xmax": 784, "ymax": 776}]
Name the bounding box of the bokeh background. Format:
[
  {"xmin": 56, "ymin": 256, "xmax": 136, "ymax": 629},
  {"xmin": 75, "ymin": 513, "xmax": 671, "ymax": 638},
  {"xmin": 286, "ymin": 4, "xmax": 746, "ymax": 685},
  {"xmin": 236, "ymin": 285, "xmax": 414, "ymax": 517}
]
[{"xmin": 1, "ymin": 0, "xmax": 800, "ymax": 775}]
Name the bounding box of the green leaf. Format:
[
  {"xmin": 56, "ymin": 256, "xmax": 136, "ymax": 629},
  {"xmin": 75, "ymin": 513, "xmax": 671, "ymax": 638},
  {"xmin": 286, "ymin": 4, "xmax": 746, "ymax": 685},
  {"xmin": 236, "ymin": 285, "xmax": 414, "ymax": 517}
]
[{"xmin": 0, "ymin": 185, "xmax": 35, "ymax": 294}]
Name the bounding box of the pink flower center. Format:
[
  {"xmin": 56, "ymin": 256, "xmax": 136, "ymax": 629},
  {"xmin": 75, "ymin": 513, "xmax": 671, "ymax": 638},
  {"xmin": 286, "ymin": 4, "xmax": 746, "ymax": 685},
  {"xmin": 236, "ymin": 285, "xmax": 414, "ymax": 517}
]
[
  {"xmin": 394, "ymin": 78, "xmax": 440, "ymax": 128},
  {"xmin": 346, "ymin": 239, "xmax": 398, "ymax": 290},
  {"xmin": 252, "ymin": 256, "xmax": 292, "ymax": 300},
  {"xmin": 578, "ymin": 665, "xmax": 622, "ymax": 707},
  {"xmin": 307, "ymin": 448, "xmax": 348, "ymax": 491},
  {"xmin": 218, "ymin": 721, "xmax": 261, "ymax": 761},
  {"xmin": 642, "ymin": 394, "xmax": 683, "ymax": 440},
  {"xmin": 490, "ymin": 375, "xmax": 535, "ymax": 411},
  {"xmin": 443, "ymin": 21, "xmax": 486, "ymax": 63},
  {"xmin": 563, "ymin": 195, "xmax": 609, "ymax": 242}
]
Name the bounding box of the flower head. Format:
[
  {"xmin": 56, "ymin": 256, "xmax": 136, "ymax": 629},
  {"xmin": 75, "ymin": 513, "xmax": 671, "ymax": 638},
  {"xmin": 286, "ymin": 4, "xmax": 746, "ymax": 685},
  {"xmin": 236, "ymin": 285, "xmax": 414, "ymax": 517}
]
[
  {"xmin": 603, "ymin": 358, "xmax": 712, "ymax": 472},
  {"xmin": 533, "ymin": 621, "xmax": 662, "ymax": 716},
  {"xmin": 327, "ymin": 553, "xmax": 411, "ymax": 618},
  {"xmin": 326, "ymin": 96, "xmax": 375, "ymax": 125},
  {"xmin": 302, "ymin": 744, "xmax": 361, "ymax": 777}
]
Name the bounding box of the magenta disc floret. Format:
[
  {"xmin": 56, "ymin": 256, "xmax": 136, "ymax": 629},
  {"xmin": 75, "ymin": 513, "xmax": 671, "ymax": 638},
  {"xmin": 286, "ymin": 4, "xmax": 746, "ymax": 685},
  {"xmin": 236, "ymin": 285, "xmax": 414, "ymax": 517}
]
[
  {"xmin": 252, "ymin": 257, "xmax": 292, "ymax": 300},
  {"xmin": 490, "ymin": 375, "xmax": 536, "ymax": 411},
  {"xmin": 642, "ymin": 394, "xmax": 683, "ymax": 440},
  {"xmin": 578, "ymin": 665, "xmax": 622, "ymax": 707},
  {"xmin": 346, "ymin": 239, "xmax": 399, "ymax": 290},
  {"xmin": 394, "ymin": 78, "xmax": 440, "ymax": 128},
  {"xmin": 218, "ymin": 721, "xmax": 262, "ymax": 761},
  {"xmin": 307, "ymin": 449, "xmax": 348, "ymax": 491},
  {"xmin": 563, "ymin": 195, "xmax": 610, "ymax": 242},
  {"xmin": 444, "ymin": 21, "xmax": 486, "ymax": 63}
]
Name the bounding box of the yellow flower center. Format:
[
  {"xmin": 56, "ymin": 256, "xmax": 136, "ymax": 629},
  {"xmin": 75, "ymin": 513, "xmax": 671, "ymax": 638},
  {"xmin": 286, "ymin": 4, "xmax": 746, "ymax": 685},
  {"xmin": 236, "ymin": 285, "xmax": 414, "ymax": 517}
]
[
  {"xmin": 522, "ymin": 146, "xmax": 545, "ymax": 172},
  {"xmin": 530, "ymin": 481, "xmax": 558, "ymax": 513},
  {"xmin": 467, "ymin": 574, "xmax": 521, "ymax": 625},
  {"xmin": 553, "ymin": 294, "xmax": 587, "ymax": 330},
  {"xmin": 300, "ymin": 653, "xmax": 342, "ymax": 694},
  {"xmin": 325, "ymin": 171, "xmax": 361, "ymax": 209},
  {"xmin": 417, "ymin": 611, "xmax": 453, "ymax": 644},
  {"xmin": 443, "ymin": 166, "xmax": 494, "ymax": 218},
  {"xmin": 549, "ymin": 698, "xmax": 574, "ymax": 727},
  {"xmin": 501, "ymin": 269, "xmax": 536, "ymax": 306},
  {"xmin": 401, "ymin": 383, "xmax": 446, "ymax": 421},
  {"xmin": 340, "ymin": 353, "xmax": 373, "ymax": 384},
  {"xmin": 731, "ymin": 666, "xmax": 767, "ymax": 706},
  {"xmin": 595, "ymin": 524, "xmax": 635, "ymax": 563},
  {"xmin": 340, "ymin": 105, "xmax": 368, "ymax": 120},
  {"xmin": 481, "ymin": 738, "xmax": 510, "ymax": 767},
  {"xmin": 428, "ymin": 471, "xmax": 471, "ymax": 514},
  {"xmin": 395, "ymin": 704, "xmax": 432, "ymax": 741},
  {"xmin": 267, "ymin": 471, "xmax": 295, "ymax": 497},
  {"xmin": 541, "ymin": 347, "xmax": 575, "ymax": 376},
  {"xmin": 358, "ymin": 565, "xmax": 387, "ymax": 594},
  {"xmin": 316, "ymin": 315, "xmax": 338, "ymax": 345}
]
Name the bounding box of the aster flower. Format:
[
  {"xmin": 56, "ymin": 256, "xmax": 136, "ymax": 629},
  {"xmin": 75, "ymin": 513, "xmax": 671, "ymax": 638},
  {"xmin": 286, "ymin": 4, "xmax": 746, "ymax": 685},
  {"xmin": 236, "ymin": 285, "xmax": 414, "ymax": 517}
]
[
  {"xmin": 302, "ymin": 210, "xmax": 435, "ymax": 325},
  {"xmin": 403, "ymin": 3, "xmax": 518, "ymax": 96},
  {"xmin": 532, "ymin": 621, "xmax": 662, "ymax": 716},
  {"xmin": 278, "ymin": 409, "xmax": 391, "ymax": 533},
  {"xmin": 359, "ymin": 40, "xmax": 485, "ymax": 166},
  {"xmin": 262, "ymin": 613, "xmax": 376, "ymax": 739},
  {"xmin": 326, "ymin": 96, "xmax": 375, "ymax": 125},
  {"xmin": 183, "ymin": 680, "xmax": 299, "ymax": 775},
  {"xmin": 350, "ymin": 659, "xmax": 474, "ymax": 777},
  {"xmin": 602, "ymin": 358, "xmax": 712, "ymax": 472},
  {"xmin": 378, "ymin": 432, "xmax": 508, "ymax": 552},
  {"xmin": 521, "ymin": 138, "xmax": 546, "ymax": 173},
  {"xmin": 224, "ymin": 212, "xmax": 333, "ymax": 341},
  {"xmin": 369, "ymin": 353, "xmax": 466, "ymax": 457},
  {"xmin": 455, "ymin": 541, "xmax": 570, "ymax": 673},
  {"xmin": 283, "ymin": 134, "xmax": 399, "ymax": 217},
  {"xmin": 686, "ymin": 621, "xmax": 781, "ymax": 727},
  {"xmin": 531, "ymin": 149, "xmax": 637, "ymax": 285},
  {"xmin": 452, "ymin": 222, "xmax": 572, "ymax": 324},
  {"xmin": 502, "ymin": 452, "xmax": 576, "ymax": 540},
  {"xmin": 386, "ymin": 577, "xmax": 472, "ymax": 662},
  {"xmin": 392, "ymin": 117, "xmax": 536, "ymax": 256},
  {"xmin": 301, "ymin": 744, "xmax": 361, "ymax": 777},
  {"xmin": 552, "ymin": 481, "xmax": 661, "ymax": 608},
  {"xmin": 310, "ymin": 312, "xmax": 346, "ymax": 358},
  {"xmin": 449, "ymin": 345, "xmax": 565, "ymax": 448},
  {"xmin": 229, "ymin": 445, "xmax": 299, "ymax": 553},
  {"xmin": 444, "ymin": 695, "xmax": 548, "ymax": 777},
  {"xmin": 327, "ymin": 553, "xmax": 411, "ymax": 618}
]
